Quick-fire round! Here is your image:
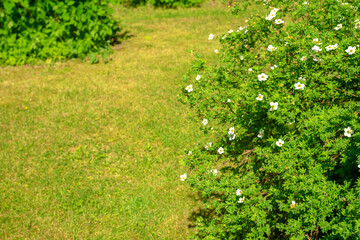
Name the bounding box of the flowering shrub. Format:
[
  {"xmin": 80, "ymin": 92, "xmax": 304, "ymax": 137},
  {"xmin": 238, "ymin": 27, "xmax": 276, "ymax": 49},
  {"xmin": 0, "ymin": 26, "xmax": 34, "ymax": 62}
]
[
  {"xmin": 0, "ymin": 0, "xmax": 121, "ymax": 65},
  {"xmin": 179, "ymin": 0, "xmax": 360, "ymax": 239}
]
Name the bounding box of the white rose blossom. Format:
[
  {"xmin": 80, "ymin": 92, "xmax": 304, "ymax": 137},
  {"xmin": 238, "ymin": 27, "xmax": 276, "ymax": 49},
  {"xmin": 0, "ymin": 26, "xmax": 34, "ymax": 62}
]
[
  {"xmin": 185, "ymin": 85, "xmax": 193, "ymax": 92},
  {"xmin": 313, "ymin": 38, "xmax": 322, "ymax": 45},
  {"xmin": 344, "ymin": 127, "xmax": 353, "ymax": 137},
  {"xmin": 180, "ymin": 173, "xmax": 187, "ymax": 181},
  {"xmin": 256, "ymin": 94, "xmax": 264, "ymax": 101},
  {"xmin": 228, "ymin": 133, "xmax": 236, "ymax": 141},
  {"xmin": 276, "ymin": 139, "xmax": 284, "ymax": 147},
  {"xmin": 205, "ymin": 142, "xmax": 212, "ymax": 150},
  {"xmin": 294, "ymin": 82, "xmax": 305, "ymax": 90},
  {"xmin": 218, "ymin": 147, "xmax": 224, "ymax": 154},
  {"xmin": 312, "ymin": 45, "xmax": 322, "ymax": 52},
  {"xmin": 267, "ymin": 45, "xmax": 277, "ymax": 52},
  {"xmin": 258, "ymin": 129, "xmax": 264, "ymax": 138},
  {"xmin": 334, "ymin": 24, "xmax": 342, "ymax": 30},
  {"xmin": 236, "ymin": 189, "xmax": 243, "ymax": 196},
  {"xmin": 258, "ymin": 73, "xmax": 269, "ymax": 81},
  {"xmin": 345, "ymin": 46, "xmax": 356, "ymax": 55},
  {"xmin": 271, "ymin": 65, "xmax": 278, "ymax": 70},
  {"xmin": 210, "ymin": 169, "xmax": 218, "ymax": 176},
  {"xmin": 270, "ymin": 102, "xmax": 278, "ymax": 111},
  {"xmin": 275, "ymin": 19, "xmax": 284, "ymax": 24}
]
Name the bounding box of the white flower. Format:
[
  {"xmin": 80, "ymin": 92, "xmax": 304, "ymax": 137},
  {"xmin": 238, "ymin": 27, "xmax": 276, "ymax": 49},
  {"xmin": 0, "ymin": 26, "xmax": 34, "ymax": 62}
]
[
  {"xmin": 294, "ymin": 82, "xmax": 305, "ymax": 90},
  {"xmin": 298, "ymin": 76, "xmax": 306, "ymax": 81},
  {"xmin": 267, "ymin": 45, "xmax": 277, "ymax": 52},
  {"xmin": 276, "ymin": 139, "xmax": 284, "ymax": 147},
  {"xmin": 312, "ymin": 45, "xmax": 322, "ymax": 52},
  {"xmin": 325, "ymin": 45, "xmax": 332, "ymax": 51},
  {"xmin": 222, "ymin": 35, "xmax": 226, "ymax": 40},
  {"xmin": 236, "ymin": 189, "xmax": 243, "ymax": 196},
  {"xmin": 256, "ymin": 94, "xmax": 264, "ymax": 101},
  {"xmin": 208, "ymin": 34, "xmax": 214, "ymax": 40},
  {"xmin": 275, "ymin": 19, "xmax": 284, "ymax": 24},
  {"xmin": 265, "ymin": 16, "xmax": 271, "ymax": 20},
  {"xmin": 258, "ymin": 73, "xmax": 269, "ymax": 81},
  {"xmin": 270, "ymin": 102, "xmax": 278, "ymax": 111},
  {"xmin": 214, "ymin": 49, "xmax": 219, "ymax": 54},
  {"xmin": 248, "ymin": 68, "xmax": 253, "ymax": 72},
  {"xmin": 300, "ymin": 56, "xmax": 307, "ymax": 61},
  {"xmin": 227, "ymin": 99, "xmax": 231, "ymax": 103},
  {"xmin": 240, "ymin": 56, "xmax": 244, "ymax": 60},
  {"xmin": 271, "ymin": 8, "xmax": 279, "ymax": 13},
  {"xmin": 291, "ymin": 200, "xmax": 296, "ymax": 208},
  {"xmin": 205, "ymin": 142, "xmax": 212, "ymax": 150},
  {"xmin": 334, "ymin": 24, "xmax": 342, "ymax": 30},
  {"xmin": 228, "ymin": 133, "xmax": 236, "ymax": 141},
  {"xmin": 196, "ymin": 75, "xmax": 201, "ymax": 81},
  {"xmin": 333, "ymin": 44, "xmax": 339, "ymax": 50},
  {"xmin": 355, "ymin": 22, "xmax": 360, "ymax": 29},
  {"xmin": 258, "ymin": 129, "xmax": 264, "ymax": 138},
  {"xmin": 345, "ymin": 46, "xmax": 356, "ymax": 55},
  {"xmin": 210, "ymin": 169, "xmax": 218, "ymax": 176},
  {"xmin": 180, "ymin": 173, "xmax": 187, "ymax": 181},
  {"xmin": 244, "ymin": 30, "xmax": 248, "ymax": 34},
  {"xmin": 285, "ymin": 42, "xmax": 288, "ymax": 46},
  {"xmin": 304, "ymin": 1, "xmax": 308, "ymax": 4},
  {"xmin": 228, "ymin": 29, "xmax": 233, "ymax": 34},
  {"xmin": 202, "ymin": 119, "xmax": 208, "ymax": 126},
  {"xmin": 228, "ymin": 127, "xmax": 236, "ymax": 140},
  {"xmin": 358, "ymin": 164, "xmax": 360, "ymax": 168},
  {"xmin": 228, "ymin": 127, "xmax": 235, "ymax": 135},
  {"xmin": 344, "ymin": 127, "xmax": 353, "ymax": 137},
  {"xmin": 313, "ymin": 57, "xmax": 322, "ymax": 62},
  {"xmin": 313, "ymin": 38, "xmax": 322, "ymax": 45},
  {"xmin": 271, "ymin": 65, "xmax": 278, "ymax": 70},
  {"xmin": 185, "ymin": 85, "xmax": 193, "ymax": 92},
  {"xmin": 188, "ymin": 151, "xmax": 192, "ymax": 155},
  {"xmin": 238, "ymin": 197, "xmax": 245, "ymax": 203},
  {"xmin": 218, "ymin": 147, "xmax": 224, "ymax": 154}
]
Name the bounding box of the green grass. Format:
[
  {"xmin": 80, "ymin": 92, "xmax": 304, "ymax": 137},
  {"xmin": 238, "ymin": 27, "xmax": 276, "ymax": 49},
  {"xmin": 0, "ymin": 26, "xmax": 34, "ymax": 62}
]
[{"xmin": 0, "ymin": 2, "xmax": 261, "ymax": 239}]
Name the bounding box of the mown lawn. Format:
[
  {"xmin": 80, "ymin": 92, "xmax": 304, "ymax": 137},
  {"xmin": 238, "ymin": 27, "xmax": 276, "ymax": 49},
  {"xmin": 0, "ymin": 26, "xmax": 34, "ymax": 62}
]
[{"xmin": 0, "ymin": 2, "xmax": 261, "ymax": 239}]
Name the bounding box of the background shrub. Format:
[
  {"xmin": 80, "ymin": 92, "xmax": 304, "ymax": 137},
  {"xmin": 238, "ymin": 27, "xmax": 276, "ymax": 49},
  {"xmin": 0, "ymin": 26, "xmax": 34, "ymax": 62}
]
[
  {"xmin": 180, "ymin": 0, "xmax": 360, "ymax": 239},
  {"xmin": 0, "ymin": 0, "xmax": 121, "ymax": 65},
  {"xmin": 121, "ymin": 0, "xmax": 205, "ymax": 8}
]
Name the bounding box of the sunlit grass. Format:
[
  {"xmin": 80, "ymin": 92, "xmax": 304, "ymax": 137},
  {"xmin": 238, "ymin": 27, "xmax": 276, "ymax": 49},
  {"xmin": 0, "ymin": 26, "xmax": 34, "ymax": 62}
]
[{"xmin": 0, "ymin": 2, "xmax": 262, "ymax": 239}]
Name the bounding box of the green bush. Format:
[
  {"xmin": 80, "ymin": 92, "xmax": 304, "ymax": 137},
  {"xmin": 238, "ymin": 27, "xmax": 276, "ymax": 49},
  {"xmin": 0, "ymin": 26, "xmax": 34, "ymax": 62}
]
[
  {"xmin": 150, "ymin": 0, "xmax": 204, "ymax": 8},
  {"xmin": 179, "ymin": 0, "xmax": 360, "ymax": 239},
  {"xmin": 121, "ymin": 0, "xmax": 204, "ymax": 8},
  {"xmin": 0, "ymin": 0, "xmax": 121, "ymax": 65}
]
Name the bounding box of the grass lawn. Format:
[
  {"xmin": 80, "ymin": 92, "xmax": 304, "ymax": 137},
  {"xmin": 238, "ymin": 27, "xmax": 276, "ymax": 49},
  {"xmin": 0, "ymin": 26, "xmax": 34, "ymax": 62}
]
[{"xmin": 0, "ymin": 2, "xmax": 262, "ymax": 239}]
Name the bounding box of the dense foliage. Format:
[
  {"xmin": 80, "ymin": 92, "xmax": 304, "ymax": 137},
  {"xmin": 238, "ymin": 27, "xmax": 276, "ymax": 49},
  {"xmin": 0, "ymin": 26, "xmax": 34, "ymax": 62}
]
[
  {"xmin": 180, "ymin": 0, "xmax": 360, "ymax": 239},
  {"xmin": 0, "ymin": 0, "xmax": 121, "ymax": 65},
  {"xmin": 121, "ymin": 0, "xmax": 204, "ymax": 8}
]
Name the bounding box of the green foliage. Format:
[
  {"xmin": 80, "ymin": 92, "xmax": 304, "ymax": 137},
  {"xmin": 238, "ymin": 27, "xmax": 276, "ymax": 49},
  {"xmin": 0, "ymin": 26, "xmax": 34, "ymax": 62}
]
[
  {"xmin": 121, "ymin": 0, "xmax": 204, "ymax": 8},
  {"xmin": 180, "ymin": 0, "xmax": 360, "ymax": 239},
  {"xmin": 0, "ymin": 0, "xmax": 121, "ymax": 65},
  {"xmin": 150, "ymin": 0, "xmax": 205, "ymax": 8}
]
